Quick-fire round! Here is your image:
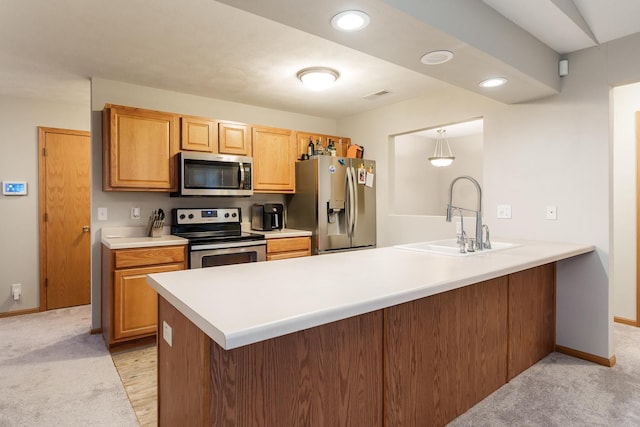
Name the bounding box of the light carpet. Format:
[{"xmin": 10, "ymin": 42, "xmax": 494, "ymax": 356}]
[
  {"xmin": 449, "ymin": 323, "xmax": 640, "ymax": 426},
  {"xmin": 0, "ymin": 305, "xmax": 138, "ymax": 427}
]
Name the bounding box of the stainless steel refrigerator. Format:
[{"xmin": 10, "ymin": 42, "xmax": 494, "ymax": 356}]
[{"xmin": 288, "ymin": 156, "xmax": 376, "ymax": 254}]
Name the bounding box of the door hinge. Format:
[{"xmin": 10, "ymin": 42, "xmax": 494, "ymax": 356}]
[
  {"xmin": 44, "ymin": 212, "xmax": 48, "ymax": 222},
  {"xmin": 42, "ymin": 147, "xmax": 47, "ymax": 156},
  {"xmin": 45, "ymin": 278, "xmax": 48, "ymax": 288}
]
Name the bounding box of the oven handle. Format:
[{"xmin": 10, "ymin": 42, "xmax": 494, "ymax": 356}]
[{"xmin": 191, "ymin": 239, "xmax": 267, "ymax": 251}]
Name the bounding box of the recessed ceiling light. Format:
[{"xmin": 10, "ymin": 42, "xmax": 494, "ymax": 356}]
[
  {"xmin": 331, "ymin": 10, "xmax": 370, "ymax": 32},
  {"xmin": 297, "ymin": 67, "xmax": 340, "ymax": 91},
  {"xmin": 479, "ymin": 77, "xmax": 508, "ymax": 88},
  {"xmin": 420, "ymin": 50, "xmax": 454, "ymax": 65}
]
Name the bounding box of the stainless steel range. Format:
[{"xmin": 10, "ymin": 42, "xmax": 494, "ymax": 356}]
[{"xmin": 171, "ymin": 208, "xmax": 266, "ymax": 268}]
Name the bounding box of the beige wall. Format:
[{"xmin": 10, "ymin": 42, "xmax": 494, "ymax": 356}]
[
  {"xmin": 336, "ymin": 35, "xmax": 640, "ymax": 359},
  {"xmin": 0, "ymin": 95, "xmax": 90, "ymax": 314}
]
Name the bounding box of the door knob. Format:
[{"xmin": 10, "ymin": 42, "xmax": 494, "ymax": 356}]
[{"xmin": 82, "ymin": 226, "xmax": 90, "ymax": 232}]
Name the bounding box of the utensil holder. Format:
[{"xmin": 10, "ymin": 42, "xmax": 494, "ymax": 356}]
[{"xmin": 147, "ymin": 215, "xmax": 164, "ymax": 237}]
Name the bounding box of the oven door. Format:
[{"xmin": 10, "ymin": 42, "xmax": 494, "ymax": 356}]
[{"xmin": 190, "ymin": 240, "xmax": 266, "ymax": 268}]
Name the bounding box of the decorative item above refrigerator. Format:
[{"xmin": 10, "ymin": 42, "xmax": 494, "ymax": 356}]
[{"xmin": 288, "ymin": 156, "xmax": 376, "ymax": 254}]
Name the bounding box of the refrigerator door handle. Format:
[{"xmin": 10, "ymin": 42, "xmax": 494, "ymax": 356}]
[
  {"xmin": 345, "ymin": 166, "xmax": 352, "ymax": 237},
  {"xmin": 350, "ymin": 166, "xmax": 358, "ymax": 235},
  {"xmin": 346, "ymin": 166, "xmax": 356, "ymax": 237}
]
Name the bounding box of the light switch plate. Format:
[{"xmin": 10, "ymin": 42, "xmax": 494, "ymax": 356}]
[
  {"xmin": 497, "ymin": 204, "xmax": 512, "ymax": 219},
  {"xmin": 546, "ymin": 205, "xmax": 558, "ymax": 220},
  {"xmin": 163, "ymin": 321, "xmax": 173, "ymax": 347}
]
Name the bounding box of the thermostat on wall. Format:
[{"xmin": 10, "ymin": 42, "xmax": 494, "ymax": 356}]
[{"xmin": 2, "ymin": 181, "xmax": 28, "ymax": 195}]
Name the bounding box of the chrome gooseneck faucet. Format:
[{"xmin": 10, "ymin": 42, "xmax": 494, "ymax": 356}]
[{"xmin": 446, "ymin": 175, "xmax": 485, "ymax": 251}]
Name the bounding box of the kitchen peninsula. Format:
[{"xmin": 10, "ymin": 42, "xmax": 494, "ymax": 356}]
[{"xmin": 147, "ymin": 239, "xmax": 594, "ymax": 426}]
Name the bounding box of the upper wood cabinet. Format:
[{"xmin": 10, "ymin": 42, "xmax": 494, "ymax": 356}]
[
  {"xmin": 252, "ymin": 126, "xmax": 296, "ymax": 193},
  {"xmin": 103, "ymin": 104, "xmax": 179, "ymax": 192},
  {"xmin": 296, "ymin": 131, "xmax": 351, "ymax": 158},
  {"xmin": 219, "ymin": 120, "xmax": 251, "ymax": 156},
  {"xmin": 180, "ymin": 115, "xmax": 216, "ymax": 152}
]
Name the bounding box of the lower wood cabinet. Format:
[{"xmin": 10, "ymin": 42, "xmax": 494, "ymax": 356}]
[
  {"xmin": 102, "ymin": 244, "xmax": 187, "ymax": 349},
  {"xmin": 266, "ymin": 236, "xmax": 311, "ymax": 260}
]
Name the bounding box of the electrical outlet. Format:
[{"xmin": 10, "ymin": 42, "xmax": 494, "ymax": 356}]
[
  {"xmin": 497, "ymin": 204, "xmax": 512, "ymax": 219},
  {"xmin": 546, "ymin": 205, "xmax": 558, "ymax": 220},
  {"xmin": 163, "ymin": 321, "xmax": 173, "ymax": 347},
  {"xmin": 97, "ymin": 207, "xmax": 108, "ymax": 221},
  {"xmin": 11, "ymin": 283, "xmax": 21, "ymax": 301},
  {"xmin": 131, "ymin": 207, "xmax": 141, "ymax": 220}
]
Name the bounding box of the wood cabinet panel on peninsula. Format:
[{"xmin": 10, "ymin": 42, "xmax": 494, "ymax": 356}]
[
  {"xmin": 252, "ymin": 126, "xmax": 296, "ymax": 193},
  {"xmin": 102, "ymin": 104, "xmax": 179, "ymax": 191},
  {"xmin": 155, "ymin": 263, "xmax": 557, "ymax": 426},
  {"xmin": 102, "ymin": 245, "xmax": 187, "ymax": 348}
]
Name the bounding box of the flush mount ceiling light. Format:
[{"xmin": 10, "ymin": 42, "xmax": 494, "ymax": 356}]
[
  {"xmin": 331, "ymin": 10, "xmax": 370, "ymax": 31},
  {"xmin": 420, "ymin": 50, "xmax": 454, "ymax": 65},
  {"xmin": 428, "ymin": 129, "xmax": 455, "ymax": 167},
  {"xmin": 479, "ymin": 77, "xmax": 508, "ymax": 88},
  {"xmin": 297, "ymin": 67, "xmax": 340, "ymax": 91}
]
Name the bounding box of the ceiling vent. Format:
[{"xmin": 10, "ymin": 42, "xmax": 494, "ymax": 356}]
[{"xmin": 364, "ymin": 90, "xmax": 390, "ymax": 100}]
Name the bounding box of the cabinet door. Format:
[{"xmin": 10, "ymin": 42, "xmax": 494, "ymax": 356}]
[
  {"xmin": 219, "ymin": 120, "xmax": 251, "ymax": 155},
  {"xmin": 181, "ymin": 116, "xmax": 216, "ymax": 152},
  {"xmin": 103, "ymin": 104, "xmax": 178, "ymax": 191},
  {"xmin": 252, "ymin": 126, "xmax": 296, "ymax": 193},
  {"xmin": 113, "ymin": 263, "xmax": 183, "ymax": 341}
]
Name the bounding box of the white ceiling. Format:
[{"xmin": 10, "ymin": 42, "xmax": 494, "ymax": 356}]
[{"xmin": 0, "ymin": 0, "xmax": 638, "ymax": 119}]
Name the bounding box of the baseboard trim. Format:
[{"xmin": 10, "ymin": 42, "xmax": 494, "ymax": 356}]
[
  {"xmin": 613, "ymin": 316, "xmax": 638, "ymax": 327},
  {"xmin": 90, "ymin": 328, "xmax": 103, "ymax": 335},
  {"xmin": 0, "ymin": 307, "xmax": 40, "ymax": 318},
  {"xmin": 555, "ymin": 344, "xmax": 616, "ymax": 367}
]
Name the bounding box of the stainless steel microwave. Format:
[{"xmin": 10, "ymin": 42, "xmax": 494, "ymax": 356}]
[{"xmin": 175, "ymin": 152, "xmax": 253, "ymax": 196}]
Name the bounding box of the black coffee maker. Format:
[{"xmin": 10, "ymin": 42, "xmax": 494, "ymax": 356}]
[{"xmin": 251, "ymin": 203, "xmax": 284, "ymax": 231}]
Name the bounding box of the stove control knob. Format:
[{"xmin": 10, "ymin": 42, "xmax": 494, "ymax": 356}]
[
  {"xmin": 188, "ymin": 214, "xmax": 194, "ymax": 219},
  {"xmin": 231, "ymin": 212, "xmax": 237, "ymax": 218},
  {"xmin": 179, "ymin": 214, "xmax": 186, "ymax": 220},
  {"xmin": 224, "ymin": 213, "xmax": 230, "ymax": 218}
]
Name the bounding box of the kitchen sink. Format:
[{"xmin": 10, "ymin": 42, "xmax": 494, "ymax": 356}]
[{"xmin": 393, "ymin": 239, "xmax": 519, "ymax": 256}]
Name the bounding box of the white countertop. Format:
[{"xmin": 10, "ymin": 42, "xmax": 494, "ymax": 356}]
[
  {"xmin": 101, "ymin": 227, "xmax": 188, "ymax": 249},
  {"xmin": 146, "ymin": 239, "xmax": 594, "ymax": 350}
]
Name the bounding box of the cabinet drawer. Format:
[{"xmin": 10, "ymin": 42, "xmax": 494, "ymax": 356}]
[
  {"xmin": 267, "ymin": 237, "xmax": 311, "ymax": 254},
  {"xmin": 114, "ymin": 245, "xmax": 186, "ymax": 269},
  {"xmin": 267, "ymin": 250, "xmax": 311, "ymax": 261}
]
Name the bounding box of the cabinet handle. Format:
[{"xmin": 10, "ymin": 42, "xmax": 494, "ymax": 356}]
[{"xmin": 82, "ymin": 226, "xmax": 90, "ymax": 232}]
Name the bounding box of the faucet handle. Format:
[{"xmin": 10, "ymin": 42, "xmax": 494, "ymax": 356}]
[{"xmin": 483, "ymin": 224, "xmax": 492, "ymax": 249}]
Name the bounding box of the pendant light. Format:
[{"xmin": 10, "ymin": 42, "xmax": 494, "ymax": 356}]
[{"xmin": 428, "ymin": 129, "xmax": 455, "ymax": 167}]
